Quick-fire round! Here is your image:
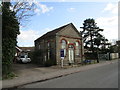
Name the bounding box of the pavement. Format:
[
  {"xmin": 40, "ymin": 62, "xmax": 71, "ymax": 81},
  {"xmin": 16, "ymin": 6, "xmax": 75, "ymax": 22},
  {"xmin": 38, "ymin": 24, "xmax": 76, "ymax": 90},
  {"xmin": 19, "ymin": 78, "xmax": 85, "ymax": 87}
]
[{"xmin": 1, "ymin": 59, "xmax": 118, "ymax": 89}]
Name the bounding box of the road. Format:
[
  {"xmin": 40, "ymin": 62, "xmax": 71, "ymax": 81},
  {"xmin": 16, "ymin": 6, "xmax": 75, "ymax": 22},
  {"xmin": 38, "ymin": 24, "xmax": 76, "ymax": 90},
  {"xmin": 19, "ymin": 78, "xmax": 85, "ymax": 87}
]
[{"xmin": 19, "ymin": 61, "xmax": 118, "ymax": 88}]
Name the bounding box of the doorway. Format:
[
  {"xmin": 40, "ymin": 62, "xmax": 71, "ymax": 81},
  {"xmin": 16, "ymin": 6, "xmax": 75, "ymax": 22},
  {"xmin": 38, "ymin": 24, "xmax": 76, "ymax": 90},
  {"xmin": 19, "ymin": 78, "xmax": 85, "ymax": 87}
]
[{"xmin": 68, "ymin": 45, "xmax": 74, "ymax": 64}]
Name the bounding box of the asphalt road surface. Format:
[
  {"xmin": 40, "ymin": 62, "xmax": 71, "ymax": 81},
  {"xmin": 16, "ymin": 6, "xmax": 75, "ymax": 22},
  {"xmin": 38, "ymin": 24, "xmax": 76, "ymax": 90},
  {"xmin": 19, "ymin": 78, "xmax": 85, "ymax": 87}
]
[{"xmin": 20, "ymin": 61, "xmax": 118, "ymax": 88}]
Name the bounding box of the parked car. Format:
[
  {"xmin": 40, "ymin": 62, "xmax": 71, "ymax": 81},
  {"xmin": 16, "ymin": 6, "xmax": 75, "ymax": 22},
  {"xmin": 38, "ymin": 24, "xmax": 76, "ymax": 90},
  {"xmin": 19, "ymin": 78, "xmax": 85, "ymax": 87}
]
[{"xmin": 17, "ymin": 55, "xmax": 31, "ymax": 63}]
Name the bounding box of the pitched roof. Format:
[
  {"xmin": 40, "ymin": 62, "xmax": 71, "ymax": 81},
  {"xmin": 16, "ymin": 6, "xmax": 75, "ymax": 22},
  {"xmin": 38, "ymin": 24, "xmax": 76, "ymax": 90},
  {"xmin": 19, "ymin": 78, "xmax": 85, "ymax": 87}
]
[
  {"xmin": 35, "ymin": 23, "xmax": 73, "ymax": 41},
  {"xmin": 35, "ymin": 23, "xmax": 81, "ymax": 41},
  {"xmin": 15, "ymin": 46, "xmax": 22, "ymax": 52},
  {"xmin": 19, "ymin": 47, "xmax": 34, "ymax": 51}
]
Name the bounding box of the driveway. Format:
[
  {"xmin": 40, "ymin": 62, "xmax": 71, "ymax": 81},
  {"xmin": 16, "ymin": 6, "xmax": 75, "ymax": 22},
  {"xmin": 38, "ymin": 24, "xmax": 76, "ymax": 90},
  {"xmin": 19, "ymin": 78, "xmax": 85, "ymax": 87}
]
[{"xmin": 12, "ymin": 63, "xmax": 61, "ymax": 77}]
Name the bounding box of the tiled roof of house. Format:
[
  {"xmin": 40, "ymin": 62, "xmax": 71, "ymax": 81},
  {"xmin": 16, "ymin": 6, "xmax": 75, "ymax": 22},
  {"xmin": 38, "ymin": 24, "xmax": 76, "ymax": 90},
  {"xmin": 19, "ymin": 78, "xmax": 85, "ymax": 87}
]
[
  {"xmin": 15, "ymin": 46, "xmax": 22, "ymax": 52},
  {"xmin": 19, "ymin": 47, "xmax": 34, "ymax": 51},
  {"xmin": 35, "ymin": 23, "xmax": 73, "ymax": 41}
]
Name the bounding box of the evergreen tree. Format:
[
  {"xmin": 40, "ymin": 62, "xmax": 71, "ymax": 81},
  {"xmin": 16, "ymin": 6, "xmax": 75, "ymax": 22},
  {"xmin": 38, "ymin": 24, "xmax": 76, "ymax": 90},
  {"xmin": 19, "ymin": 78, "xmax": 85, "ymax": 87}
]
[
  {"xmin": 2, "ymin": 2, "xmax": 19, "ymax": 78},
  {"xmin": 80, "ymin": 18, "xmax": 104, "ymax": 63},
  {"xmin": 80, "ymin": 18, "xmax": 104, "ymax": 53}
]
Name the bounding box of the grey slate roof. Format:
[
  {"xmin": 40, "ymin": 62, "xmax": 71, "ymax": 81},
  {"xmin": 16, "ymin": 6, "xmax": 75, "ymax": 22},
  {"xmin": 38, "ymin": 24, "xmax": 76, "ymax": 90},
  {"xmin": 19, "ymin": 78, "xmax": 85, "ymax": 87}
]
[{"xmin": 35, "ymin": 23, "xmax": 81, "ymax": 42}]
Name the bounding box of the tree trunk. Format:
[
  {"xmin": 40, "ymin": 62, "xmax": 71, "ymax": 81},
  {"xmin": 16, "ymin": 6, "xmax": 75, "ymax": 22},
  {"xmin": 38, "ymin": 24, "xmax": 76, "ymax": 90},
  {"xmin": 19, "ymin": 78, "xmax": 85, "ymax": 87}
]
[
  {"xmin": 90, "ymin": 31, "xmax": 94, "ymax": 53},
  {"xmin": 97, "ymin": 46, "xmax": 99, "ymax": 63}
]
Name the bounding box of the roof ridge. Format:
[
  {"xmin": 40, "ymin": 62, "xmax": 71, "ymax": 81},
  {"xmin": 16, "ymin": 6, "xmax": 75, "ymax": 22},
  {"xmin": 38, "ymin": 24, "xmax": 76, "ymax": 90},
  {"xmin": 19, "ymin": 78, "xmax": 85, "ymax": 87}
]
[
  {"xmin": 35, "ymin": 23, "xmax": 73, "ymax": 41},
  {"xmin": 48, "ymin": 23, "xmax": 72, "ymax": 32}
]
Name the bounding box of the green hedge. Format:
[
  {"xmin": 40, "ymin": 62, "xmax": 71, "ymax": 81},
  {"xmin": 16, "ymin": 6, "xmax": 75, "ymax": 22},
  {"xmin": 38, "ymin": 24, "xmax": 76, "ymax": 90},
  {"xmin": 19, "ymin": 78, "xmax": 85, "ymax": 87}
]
[
  {"xmin": 2, "ymin": 38, "xmax": 16, "ymax": 78},
  {"xmin": 30, "ymin": 50, "xmax": 55, "ymax": 67},
  {"xmin": 44, "ymin": 59, "xmax": 54, "ymax": 67},
  {"xmin": 30, "ymin": 50, "xmax": 44, "ymax": 65},
  {"xmin": 2, "ymin": 2, "xmax": 20, "ymax": 78}
]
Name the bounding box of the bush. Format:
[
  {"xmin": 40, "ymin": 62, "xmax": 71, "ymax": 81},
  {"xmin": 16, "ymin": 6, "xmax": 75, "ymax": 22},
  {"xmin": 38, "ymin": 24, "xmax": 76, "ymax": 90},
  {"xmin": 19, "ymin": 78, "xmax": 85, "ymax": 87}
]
[
  {"xmin": 2, "ymin": 2, "xmax": 20, "ymax": 77},
  {"xmin": 84, "ymin": 53, "xmax": 97, "ymax": 59},
  {"xmin": 44, "ymin": 59, "xmax": 54, "ymax": 67},
  {"xmin": 2, "ymin": 38, "xmax": 16, "ymax": 76},
  {"xmin": 2, "ymin": 72, "xmax": 17, "ymax": 80},
  {"xmin": 30, "ymin": 49, "xmax": 55, "ymax": 67},
  {"xmin": 30, "ymin": 50, "xmax": 44, "ymax": 65}
]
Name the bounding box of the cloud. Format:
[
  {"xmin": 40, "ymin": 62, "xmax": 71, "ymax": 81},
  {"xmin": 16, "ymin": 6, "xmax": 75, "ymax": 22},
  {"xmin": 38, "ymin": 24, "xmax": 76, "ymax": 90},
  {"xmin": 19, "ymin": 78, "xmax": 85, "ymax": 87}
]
[
  {"xmin": 61, "ymin": 0, "xmax": 65, "ymax": 1},
  {"xmin": 67, "ymin": 8, "xmax": 75, "ymax": 12},
  {"xmin": 96, "ymin": 16, "xmax": 118, "ymax": 27},
  {"xmin": 10, "ymin": 1, "xmax": 53, "ymax": 16},
  {"xmin": 96, "ymin": 16, "xmax": 118, "ymax": 41},
  {"xmin": 34, "ymin": 8, "xmax": 41, "ymax": 15},
  {"xmin": 31, "ymin": 1, "xmax": 53, "ymax": 15},
  {"xmin": 9, "ymin": 6, "xmax": 14, "ymax": 11},
  {"xmin": 17, "ymin": 30, "xmax": 40, "ymax": 47},
  {"xmin": 96, "ymin": 2, "xmax": 118, "ymax": 43},
  {"xmin": 39, "ymin": 3, "xmax": 53, "ymax": 14},
  {"xmin": 102, "ymin": 3, "xmax": 118, "ymax": 14},
  {"xmin": 17, "ymin": 28, "xmax": 51, "ymax": 47}
]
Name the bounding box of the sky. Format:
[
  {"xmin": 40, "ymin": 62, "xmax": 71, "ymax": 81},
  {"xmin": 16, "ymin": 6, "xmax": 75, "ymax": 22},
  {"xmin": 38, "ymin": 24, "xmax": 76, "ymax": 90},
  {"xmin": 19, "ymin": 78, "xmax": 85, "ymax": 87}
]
[{"xmin": 16, "ymin": 1, "xmax": 118, "ymax": 47}]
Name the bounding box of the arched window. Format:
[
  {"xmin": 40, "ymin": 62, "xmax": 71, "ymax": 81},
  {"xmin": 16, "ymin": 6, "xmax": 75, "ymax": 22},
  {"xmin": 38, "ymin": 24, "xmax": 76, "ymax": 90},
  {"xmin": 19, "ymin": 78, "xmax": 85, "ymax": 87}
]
[
  {"xmin": 76, "ymin": 41, "xmax": 80, "ymax": 56},
  {"xmin": 61, "ymin": 39, "xmax": 67, "ymax": 56}
]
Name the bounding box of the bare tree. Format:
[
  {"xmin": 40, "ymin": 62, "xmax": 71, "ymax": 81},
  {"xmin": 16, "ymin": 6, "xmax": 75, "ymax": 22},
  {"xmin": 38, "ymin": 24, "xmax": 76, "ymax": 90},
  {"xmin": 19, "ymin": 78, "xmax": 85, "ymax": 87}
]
[{"xmin": 10, "ymin": 1, "xmax": 37, "ymax": 25}]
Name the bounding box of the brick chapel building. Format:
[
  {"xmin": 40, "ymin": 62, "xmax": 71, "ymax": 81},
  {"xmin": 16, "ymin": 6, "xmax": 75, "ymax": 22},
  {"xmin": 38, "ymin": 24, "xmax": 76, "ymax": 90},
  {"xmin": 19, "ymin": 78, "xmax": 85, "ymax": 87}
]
[{"xmin": 34, "ymin": 23, "xmax": 84, "ymax": 66}]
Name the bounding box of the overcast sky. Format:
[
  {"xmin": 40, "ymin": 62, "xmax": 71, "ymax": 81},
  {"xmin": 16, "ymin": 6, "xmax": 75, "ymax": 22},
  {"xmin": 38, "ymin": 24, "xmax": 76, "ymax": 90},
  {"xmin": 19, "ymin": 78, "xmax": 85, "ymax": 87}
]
[{"xmin": 16, "ymin": 0, "xmax": 118, "ymax": 47}]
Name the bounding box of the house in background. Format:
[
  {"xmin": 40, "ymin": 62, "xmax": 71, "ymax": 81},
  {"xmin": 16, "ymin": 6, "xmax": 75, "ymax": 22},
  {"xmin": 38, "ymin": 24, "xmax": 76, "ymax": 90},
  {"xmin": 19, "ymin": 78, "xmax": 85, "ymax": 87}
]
[
  {"xmin": 15, "ymin": 46, "xmax": 34, "ymax": 56},
  {"xmin": 15, "ymin": 46, "xmax": 22, "ymax": 57},
  {"xmin": 19, "ymin": 47, "xmax": 34, "ymax": 56},
  {"xmin": 14, "ymin": 46, "xmax": 34, "ymax": 63},
  {"xmin": 19, "ymin": 47, "xmax": 34, "ymax": 52},
  {"xmin": 34, "ymin": 23, "xmax": 84, "ymax": 66},
  {"xmin": 14, "ymin": 46, "xmax": 22, "ymax": 63}
]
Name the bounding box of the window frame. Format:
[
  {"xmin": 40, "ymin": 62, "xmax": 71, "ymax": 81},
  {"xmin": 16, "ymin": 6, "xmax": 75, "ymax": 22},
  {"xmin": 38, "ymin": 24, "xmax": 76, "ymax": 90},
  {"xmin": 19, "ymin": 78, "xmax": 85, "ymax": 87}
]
[
  {"xmin": 61, "ymin": 39, "xmax": 67, "ymax": 57},
  {"xmin": 76, "ymin": 41, "xmax": 80, "ymax": 56}
]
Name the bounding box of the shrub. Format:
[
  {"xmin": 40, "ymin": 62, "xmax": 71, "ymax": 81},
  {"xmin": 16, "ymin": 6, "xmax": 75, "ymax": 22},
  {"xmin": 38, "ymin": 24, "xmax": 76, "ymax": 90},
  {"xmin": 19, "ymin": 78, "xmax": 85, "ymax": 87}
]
[
  {"xmin": 2, "ymin": 72, "xmax": 17, "ymax": 80},
  {"xmin": 30, "ymin": 50, "xmax": 44, "ymax": 65},
  {"xmin": 44, "ymin": 59, "xmax": 54, "ymax": 67},
  {"xmin": 2, "ymin": 2, "xmax": 20, "ymax": 77}
]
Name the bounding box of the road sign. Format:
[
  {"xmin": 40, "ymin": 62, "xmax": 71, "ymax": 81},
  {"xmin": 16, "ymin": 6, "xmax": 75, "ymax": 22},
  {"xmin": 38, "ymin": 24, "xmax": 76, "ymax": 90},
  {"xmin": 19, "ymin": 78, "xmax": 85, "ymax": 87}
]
[
  {"xmin": 60, "ymin": 49, "xmax": 64, "ymax": 58},
  {"xmin": 60, "ymin": 49, "xmax": 64, "ymax": 68}
]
